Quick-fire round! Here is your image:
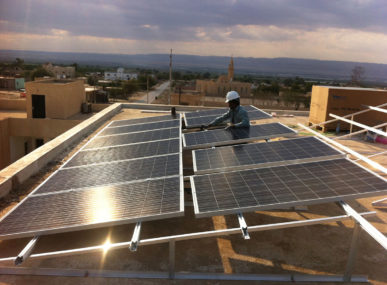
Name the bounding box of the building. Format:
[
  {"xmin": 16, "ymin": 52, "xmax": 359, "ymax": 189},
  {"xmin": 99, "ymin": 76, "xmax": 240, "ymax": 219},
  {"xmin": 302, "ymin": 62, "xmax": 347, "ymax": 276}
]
[
  {"xmin": 309, "ymin": 86, "xmax": 387, "ymax": 131},
  {"xmin": 0, "ymin": 79, "xmax": 88, "ymax": 169},
  {"xmin": 26, "ymin": 79, "xmax": 86, "ymax": 119},
  {"xmin": 104, "ymin": 68, "xmax": 138, "ymax": 81},
  {"xmin": 42, "ymin": 63, "xmax": 75, "ymax": 79},
  {"xmin": 0, "ymin": 77, "xmax": 25, "ymax": 90},
  {"xmin": 196, "ymin": 57, "xmax": 251, "ymax": 98}
]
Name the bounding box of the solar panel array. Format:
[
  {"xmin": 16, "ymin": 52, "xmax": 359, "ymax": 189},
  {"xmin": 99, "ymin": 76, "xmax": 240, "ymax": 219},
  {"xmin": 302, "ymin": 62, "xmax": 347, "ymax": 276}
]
[
  {"xmin": 184, "ymin": 105, "xmax": 271, "ymax": 127},
  {"xmin": 0, "ymin": 114, "xmax": 183, "ymax": 240},
  {"xmin": 193, "ymin": 137, "xmax": 345, "ymax": 174},
  {"xmin": 191, "ymin": 158, "xmax": 387, "ymax": 217},
  {"xmin": 183, "ymin": 122, "xmax": 296, "ymax": 150}
]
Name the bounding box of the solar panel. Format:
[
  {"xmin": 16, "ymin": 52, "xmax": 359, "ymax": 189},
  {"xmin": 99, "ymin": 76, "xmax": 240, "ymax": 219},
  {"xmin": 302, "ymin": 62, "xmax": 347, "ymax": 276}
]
[
  {"xmin": 0, "ymin": 176, "xmax": 183, "ymax": 240},
  {"xmin": 35, "ymin": 154, "xmax": 180, "ymax": 194},
  {"xmin": 185, "ymin": 110, "xmax": 272, "ymax": 127},
  {"xmin": 183, "ymin": 123, "xmax": 296, "ymax": 150},
  {"xmin": 99, "ymin": 120, "xmax": 180, "ymax": 136},
  {"xmin": 109, "ymin": 114, "xmax": 180, "ymax": 128},
  {"xmin": 64, "ymin": 139, "xmax": 180, "ymax": 168},
  {"xmin": 193, "ymin": 137, "xmax": 345, "ymax": 174},
  {"xmin": 85, "ymin": 128, "xmax": 180, "ymax": 149},
  {"xmin": 184, "ymin": 105, "xmax": 259, "ymax": 119},
  {"xmin": 191, "ymin": 158, "xmax": 387, "ymax": 218}
]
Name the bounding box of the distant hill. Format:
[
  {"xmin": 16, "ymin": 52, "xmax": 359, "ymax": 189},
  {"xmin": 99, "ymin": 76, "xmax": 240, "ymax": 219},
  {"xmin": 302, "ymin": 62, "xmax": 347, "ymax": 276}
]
[{"xmin": 1, "ymin": 49, "xmax": 387, "ymax": 82}]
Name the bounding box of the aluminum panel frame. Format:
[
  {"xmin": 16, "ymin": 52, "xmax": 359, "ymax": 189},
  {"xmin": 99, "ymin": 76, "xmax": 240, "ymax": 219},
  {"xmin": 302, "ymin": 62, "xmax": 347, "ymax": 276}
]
[
  {"xmin": 191, "ymin": 158, "xmax": 387, "ymax": 218},
  {"xmin": 192, "ymin": 136, "xmax": 346, "ymax": 175}
]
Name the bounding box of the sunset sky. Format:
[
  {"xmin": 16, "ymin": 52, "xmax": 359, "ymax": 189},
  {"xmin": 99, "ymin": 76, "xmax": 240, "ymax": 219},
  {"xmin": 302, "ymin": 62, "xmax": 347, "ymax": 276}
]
[{"xmin": 1, "ymin": 0, "xmax": 386, "ymax": 63}]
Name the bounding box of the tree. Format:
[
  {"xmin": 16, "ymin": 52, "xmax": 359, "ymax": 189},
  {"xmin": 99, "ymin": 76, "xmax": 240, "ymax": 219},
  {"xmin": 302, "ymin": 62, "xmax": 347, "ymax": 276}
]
[
  {"xmin": 15, "ymin": 58, "xmax": 24, "ymax": 67},
  {"xmin": 122, "ymin": 80, "xmax": 139, "ymax": 96},
  {"xmin": 350, "ymin": 66, "xmax": 365, "ymax": 86},
  {"xmin": 31, "ymin": 67, "xmax": 53, "ymax": 80}
]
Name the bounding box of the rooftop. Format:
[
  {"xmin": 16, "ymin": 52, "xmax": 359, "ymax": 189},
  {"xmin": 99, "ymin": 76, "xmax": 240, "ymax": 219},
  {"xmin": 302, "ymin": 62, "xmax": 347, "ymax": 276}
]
[
  {"xmin": 0, "ymin": 104, "xmax": 385, "ymax": 284},
  {"xmin": 318, "ymin": 86, "xmax": 387, "ymax": 92}
]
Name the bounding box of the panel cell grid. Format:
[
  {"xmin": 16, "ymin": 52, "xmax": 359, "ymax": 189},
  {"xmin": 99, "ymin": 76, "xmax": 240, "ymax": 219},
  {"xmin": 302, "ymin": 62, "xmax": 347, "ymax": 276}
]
[
  {"xmin": 109, "ymin": 114, "xmax": 179, "ymax": 127},
  {"xmin": 36, "ymin": 154, "xmax": 180, "ymax": 194},
  {"xmin": 192, "ymin": 159, "xmax": 387, "ymax": 217},
  {"xmin": 99, "ymin": 120, "xmax": 180, "ymax": 136},
  {"xmin": 194, "ymin": 137, "xmax": 343, "ymax": 173},
  {"xmin": 65, "ymin": 139, "xmax": 180, "ymax": 168},
  {"xmin": 0, "ymin": 177, "xmax": 182, "ymax": 240},
  {"xmin": 184, "ymin": 123, "xmax": 296, "ymax": 149},
  {"xmin": 86, "ymin": 128, "xmax": 180, "ymax": 149}
]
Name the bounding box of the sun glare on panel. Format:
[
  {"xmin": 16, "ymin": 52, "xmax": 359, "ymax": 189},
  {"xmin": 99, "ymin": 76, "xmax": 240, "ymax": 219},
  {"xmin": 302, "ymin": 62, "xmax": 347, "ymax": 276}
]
[{"xmin": 89, "ymin": 187, "xmax": 114, "ymax": 223}]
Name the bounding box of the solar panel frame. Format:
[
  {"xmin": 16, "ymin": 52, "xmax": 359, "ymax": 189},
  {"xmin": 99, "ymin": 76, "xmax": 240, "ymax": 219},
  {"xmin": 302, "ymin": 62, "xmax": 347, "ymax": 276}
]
[
  {"xmin": 190, "ymin": 158, "xmax": 387, "ymax": 218},
  {"xmin": 0, "ymin": 176, "xmax": 184, "ymax": 240},
  {"xmin": 34, "ymin": 153, "xmax": 181, "ymax": 195},
  {"xmin": 183, "ymin": 122, "xmax": 297, "ymax": 150},
  {"xmin": 98, "ymin": 119, "xmax": 180, "ymax": 137},
  {"xmin": 192, "ymin": 136, "xmax": 346, "ymax": 175},
  {"xmin": 85, "ymin": 127, "xmax": 181, "ymax": 150},
  {"xmin": 63, "ymin": 139, "xmax": 180, "ymax": 168},
  {"xmin": 185, "ymin": 110, "xmax": 272, "ymax": 127}
]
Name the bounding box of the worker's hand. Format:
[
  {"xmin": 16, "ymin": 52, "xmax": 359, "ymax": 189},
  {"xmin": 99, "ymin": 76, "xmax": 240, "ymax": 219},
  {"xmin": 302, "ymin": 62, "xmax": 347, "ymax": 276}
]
[{"xmin": 200, "ymin": 124, "xmax": 209, "ymax": 130}]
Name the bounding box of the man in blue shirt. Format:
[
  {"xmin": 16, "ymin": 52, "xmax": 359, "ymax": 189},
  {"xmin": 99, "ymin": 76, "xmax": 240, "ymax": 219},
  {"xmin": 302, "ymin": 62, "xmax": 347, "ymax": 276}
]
[{"xmin": 203, "ymin": 91, "xmax": 250, "ymax": 130}]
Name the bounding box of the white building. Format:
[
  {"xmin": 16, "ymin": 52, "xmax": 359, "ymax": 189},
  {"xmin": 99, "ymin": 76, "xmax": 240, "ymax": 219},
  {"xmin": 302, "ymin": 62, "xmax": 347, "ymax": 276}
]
[{"xmin": 104, "ymin": 68, "xmax": 138, "ymax": 81}]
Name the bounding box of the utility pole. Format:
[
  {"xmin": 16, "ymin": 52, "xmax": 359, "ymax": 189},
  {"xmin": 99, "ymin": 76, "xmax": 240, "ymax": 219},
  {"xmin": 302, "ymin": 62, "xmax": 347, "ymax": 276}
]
[
  {"xmin": 146, "ymin": 75, "xmax": 149, "ymax": 104},
  {"xmin": 169, "ymin": 49, "xmax": 172, "ymax": 105}
]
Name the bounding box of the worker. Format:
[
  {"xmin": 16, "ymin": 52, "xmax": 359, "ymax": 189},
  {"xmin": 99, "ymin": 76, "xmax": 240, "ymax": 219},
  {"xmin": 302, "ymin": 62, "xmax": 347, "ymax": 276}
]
[{"xmin": 202, "ymin": 91, "xmax": 250, "ymax": 130}]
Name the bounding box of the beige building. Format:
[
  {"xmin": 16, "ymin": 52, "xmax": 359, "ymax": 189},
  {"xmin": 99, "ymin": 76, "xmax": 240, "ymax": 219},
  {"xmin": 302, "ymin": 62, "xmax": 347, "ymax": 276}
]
[
  {"xmin": 196, "ymin": 57, "xmax": 251, "ymax": 97},
  {"xmin": 26, "ymin": 79, "xmax": 86, "ymax": 119},
  {"xmin": 309, "ymin": 86, "xmax": 387, "ymax": 131},
  {"xmin": 42, "ymin": 63, "xmax": 75, "ymax": 78},
  {"xmin": 0, "ymin": 79, "xmax": 87, "ymax": 169}
]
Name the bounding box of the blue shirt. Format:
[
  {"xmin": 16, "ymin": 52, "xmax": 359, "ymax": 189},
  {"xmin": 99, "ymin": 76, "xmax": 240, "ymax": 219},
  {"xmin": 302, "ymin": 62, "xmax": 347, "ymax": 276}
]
[{"xmin": 209, "ymin": 105, "xmax": 250, "ymax": 128}]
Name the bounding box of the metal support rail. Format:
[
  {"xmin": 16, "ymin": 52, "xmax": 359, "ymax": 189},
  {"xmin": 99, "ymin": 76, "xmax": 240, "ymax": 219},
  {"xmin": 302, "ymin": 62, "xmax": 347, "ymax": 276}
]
[
  {"xmin": 309, "ymin": 102, "xmax": 387, "ymax": 128},
  {"xmin": 329, "ymin": 113, "xmax": 387, "ymax": 137},
  {"xmin": 339, "ymin": 201, "xmax": 387, "ymax": 250},
  {"xmin": 363, "ymin": 105, "xmax": 387, "ymax": 114},
  {"xmin": 372, "ymin": 197, "xmax": 387, "ymax": 208},
  {"xmin": 334, "ymin": 122, "xmax": 387, "ymax": 140},
  {"xmin": 297, "ymin": 123, "xmax": 387, "ymax": 175},
  {"xmin": 0, "ymin": 211, "xmax": 376, "ymax": 263}
]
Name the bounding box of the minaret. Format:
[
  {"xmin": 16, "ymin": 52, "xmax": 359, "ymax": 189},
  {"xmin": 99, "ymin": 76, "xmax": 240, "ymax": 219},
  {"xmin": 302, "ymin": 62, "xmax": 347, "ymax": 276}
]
[{"xmin": 228, "ymin": 56, "xmax": 234, "ymax": 82}]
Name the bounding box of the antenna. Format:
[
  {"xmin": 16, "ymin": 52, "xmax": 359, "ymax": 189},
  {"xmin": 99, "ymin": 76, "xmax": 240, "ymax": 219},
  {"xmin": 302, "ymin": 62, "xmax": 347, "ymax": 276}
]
[{"xmin": 169, "ymin": 49, "xmax": 172, "ymax": 105}]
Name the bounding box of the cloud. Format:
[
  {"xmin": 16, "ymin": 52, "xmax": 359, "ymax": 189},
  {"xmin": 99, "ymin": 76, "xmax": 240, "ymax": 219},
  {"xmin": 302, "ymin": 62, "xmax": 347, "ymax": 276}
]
[{"xmin": 0, "ymin": 0, "xmax": 386, "ymax": 63}]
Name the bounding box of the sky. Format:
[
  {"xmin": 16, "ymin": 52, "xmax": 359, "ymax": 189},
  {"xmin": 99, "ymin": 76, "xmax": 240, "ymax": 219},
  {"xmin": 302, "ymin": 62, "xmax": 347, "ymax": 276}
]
[{"xmin": 0, "ymin": 0, "xmax": 387, "ymax": 64}]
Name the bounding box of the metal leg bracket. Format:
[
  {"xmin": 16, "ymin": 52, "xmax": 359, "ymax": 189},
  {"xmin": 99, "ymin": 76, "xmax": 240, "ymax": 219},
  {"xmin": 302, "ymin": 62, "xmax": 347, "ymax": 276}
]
[
  {"xmin": 129, "ymin": 222, "xmax": 142, "ymax": 252},
  {"xmin": 237, "ymin": 213, "xmax": 250, "ymax": 240}
]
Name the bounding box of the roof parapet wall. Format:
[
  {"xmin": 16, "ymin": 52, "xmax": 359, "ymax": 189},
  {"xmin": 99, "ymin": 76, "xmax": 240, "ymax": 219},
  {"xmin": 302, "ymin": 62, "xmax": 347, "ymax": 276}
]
[{"xmin": 0, "ymin": 103, "xmax": 122, "ymax": 198}]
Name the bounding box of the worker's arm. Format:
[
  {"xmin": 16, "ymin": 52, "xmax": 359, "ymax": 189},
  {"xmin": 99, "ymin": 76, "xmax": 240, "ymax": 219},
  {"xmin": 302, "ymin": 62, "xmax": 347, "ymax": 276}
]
[
  {"xmin": 208, "ymin": 110, "xmax": 231, "ymax": 127},
  {"xmin": 232, "ymin": 108, "xmax": 250, "ymax": 128}
]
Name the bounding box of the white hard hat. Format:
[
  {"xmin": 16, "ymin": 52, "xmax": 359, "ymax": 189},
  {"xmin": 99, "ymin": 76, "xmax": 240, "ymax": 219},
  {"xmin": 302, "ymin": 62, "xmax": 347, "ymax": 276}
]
[{"xmin": 225, "ymin": 91, "xmax": 240, "ymax": 102}]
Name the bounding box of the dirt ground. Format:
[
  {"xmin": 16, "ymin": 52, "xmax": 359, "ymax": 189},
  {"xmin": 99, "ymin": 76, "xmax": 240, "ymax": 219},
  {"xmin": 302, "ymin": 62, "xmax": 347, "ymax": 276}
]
[{"xmin": 0, "ymin": 108, "xmax": 386, "ymax": 285}]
